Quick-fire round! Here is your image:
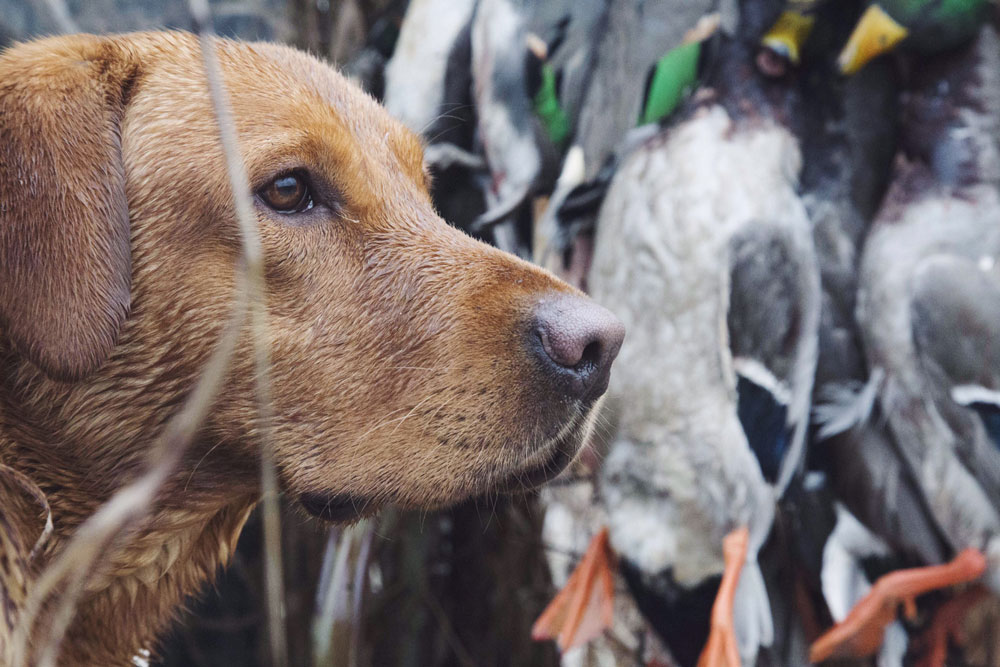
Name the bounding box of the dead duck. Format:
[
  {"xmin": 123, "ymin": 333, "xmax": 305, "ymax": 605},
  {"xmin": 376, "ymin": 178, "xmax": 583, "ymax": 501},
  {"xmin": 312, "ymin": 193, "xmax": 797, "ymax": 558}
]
[
  {"xmin": 534, "ymin": 7, "xmax": 821, "ymax": 665},
  {"xmin": 383, "ymin": 0, "xmax": 477, "ymax": 141},
  {"xmin": 804, "ymin": 54, "xmax": 958, "ymax": 667},
  {"xmin": 381, "ymin": 0, "xmax": 487, "ymax": 234},
  {"xmin": 810, "ymin": 24, "xmax": 1000, "ymax": 665},
  {"xmin": 533, "ymin": 1, "xmax": 720, "ymax": 289}
]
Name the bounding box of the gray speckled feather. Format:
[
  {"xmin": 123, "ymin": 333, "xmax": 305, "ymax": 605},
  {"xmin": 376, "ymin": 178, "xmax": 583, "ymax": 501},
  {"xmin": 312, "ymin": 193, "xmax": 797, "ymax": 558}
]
[
  {"xmin": 911, "ymin": 257, "xmax": 1000, "ymax": 400},
  {"xmin": 728, "ymin": 228, "xmax": 803, "ymax": 383},
  {"xmin": 911, "ymin": 256, "xmax": 1000, "ymax": 502}
]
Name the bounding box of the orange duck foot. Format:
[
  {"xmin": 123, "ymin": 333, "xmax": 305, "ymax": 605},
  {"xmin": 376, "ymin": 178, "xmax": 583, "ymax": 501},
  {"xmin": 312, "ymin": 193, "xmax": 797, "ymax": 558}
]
[
  {"xmin": 532, "ymin": 526, "xmax": 616, "ymax": 651},
  {"xmin": 809, "ymin": 548, "xmax": 988, "ymax": 663},
  {"xmin": 697, "ymin": 526, "xmax": 750, "ymax": 667},
  {"xmin": 913, "ymin": 585, "xmax": 990, "ymax": 667}
]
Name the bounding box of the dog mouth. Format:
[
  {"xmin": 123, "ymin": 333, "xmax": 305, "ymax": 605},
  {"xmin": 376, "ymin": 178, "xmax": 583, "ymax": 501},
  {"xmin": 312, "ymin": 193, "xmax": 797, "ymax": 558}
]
[
  {"xmin": 499, "ymin": 440, "xmax": 576, "ymax": 491},
  {"xmin": 298, "ymin": 440, "xmax": 575, "ymax": 522},
  {"xmin": 299, "ymin": 492, "xmax": 381, "ymax": 523},
  {"xmin": 495, "ymin": 410, "xmax": 591, "ymax": 493},
  {"xmin": 300, "ymin": 408, "xmax": 594, "ymax": 522}
]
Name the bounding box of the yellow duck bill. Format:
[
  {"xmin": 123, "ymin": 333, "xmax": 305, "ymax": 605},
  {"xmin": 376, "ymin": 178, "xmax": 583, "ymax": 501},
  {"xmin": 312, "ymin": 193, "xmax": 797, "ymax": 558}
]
[
  {"xmin": 761, "ymin": 10, "xmax": 816, "ymax": 64},
  {"xmin": 838, "ymin": 4, "xmax": 909, "ymax": 74}
]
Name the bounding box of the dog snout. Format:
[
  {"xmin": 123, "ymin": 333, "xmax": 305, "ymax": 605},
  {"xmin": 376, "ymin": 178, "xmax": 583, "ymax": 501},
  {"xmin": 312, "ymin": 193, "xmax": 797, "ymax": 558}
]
[{"xmin": 531, "ymin": 295, "xmax": 625, "ymax": 401}]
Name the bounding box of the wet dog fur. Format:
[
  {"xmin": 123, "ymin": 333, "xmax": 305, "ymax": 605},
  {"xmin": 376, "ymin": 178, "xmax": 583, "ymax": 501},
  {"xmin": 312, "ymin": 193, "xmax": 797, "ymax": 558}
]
[{"xmin": 0, "ymin": 32, "xmax": 610, "ymax": 664}]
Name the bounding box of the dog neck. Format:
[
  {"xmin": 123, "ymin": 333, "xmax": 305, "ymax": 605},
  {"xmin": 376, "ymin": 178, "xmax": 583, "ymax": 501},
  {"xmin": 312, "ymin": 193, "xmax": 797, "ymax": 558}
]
[
  {"xmin": 65, "ymin": 496, "xmax": 257, "ymax": 664},
  {"xmin": 0, "ymin": 353, "xmax": 260, "ymax": 664}
]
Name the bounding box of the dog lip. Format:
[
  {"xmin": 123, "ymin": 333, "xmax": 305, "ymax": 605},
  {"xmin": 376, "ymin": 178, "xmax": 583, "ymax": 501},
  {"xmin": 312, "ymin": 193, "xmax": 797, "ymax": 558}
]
[
  {"xmin": 299, "ymin": 492, "xmax": 378, "ymax": 523},
  {"xmin": 520, "ymin": 444, "xmax": 576, "ymax": 488},
  {"xmin": 498, "ymin": 422, "xmax": 582, "ymax": 493}
]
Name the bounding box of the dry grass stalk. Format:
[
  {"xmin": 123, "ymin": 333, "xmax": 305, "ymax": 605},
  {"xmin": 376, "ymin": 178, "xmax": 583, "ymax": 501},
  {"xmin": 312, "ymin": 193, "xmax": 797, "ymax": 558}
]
[
  {"xmin": 8, "ymin": 7, "xmax": 259, "ymax": 662},
  {"xmin": 312, "ymin": 520, "xmax": 375, "ymax": 667},
  {"xmin": 187, "ymin": 2, "xmax": 288, "ymax": 665},
  {"xmin": 0, "ymin": 464, "xmax": 53, "ymax": 562}
]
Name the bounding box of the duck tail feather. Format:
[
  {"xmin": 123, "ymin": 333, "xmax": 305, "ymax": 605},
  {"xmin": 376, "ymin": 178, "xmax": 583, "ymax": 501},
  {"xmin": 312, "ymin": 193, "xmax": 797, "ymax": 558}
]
[
  {"xmin": 734, "ymin": 559, "xmax": 773, "ymax": 665},
  {"xmin": 812, "ymin": 368, "xmax": 884, "ymax": 440}
]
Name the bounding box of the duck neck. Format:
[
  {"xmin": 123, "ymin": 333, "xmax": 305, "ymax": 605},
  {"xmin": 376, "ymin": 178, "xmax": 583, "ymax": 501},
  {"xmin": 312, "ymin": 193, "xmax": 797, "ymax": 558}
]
[
  {"xmin": 703, "ymin": 35, "xmax": 803, "ymax": 135},
  {"xmin": 902, "ymin": 25, "xmax": 1000, "ymax": 188}
]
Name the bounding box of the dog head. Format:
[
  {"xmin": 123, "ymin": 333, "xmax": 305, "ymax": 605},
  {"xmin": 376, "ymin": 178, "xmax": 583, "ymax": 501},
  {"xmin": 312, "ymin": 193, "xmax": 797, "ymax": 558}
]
[{"xmin": 0, "ymin": 32, "xmax": 623, "ymax": 520}]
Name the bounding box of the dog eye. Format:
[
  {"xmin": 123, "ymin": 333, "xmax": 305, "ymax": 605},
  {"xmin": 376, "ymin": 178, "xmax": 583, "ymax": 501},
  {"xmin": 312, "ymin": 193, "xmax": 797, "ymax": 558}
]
[{"xmin": 259, "ymin": 173, "xmax": 314, "ymax": 213}]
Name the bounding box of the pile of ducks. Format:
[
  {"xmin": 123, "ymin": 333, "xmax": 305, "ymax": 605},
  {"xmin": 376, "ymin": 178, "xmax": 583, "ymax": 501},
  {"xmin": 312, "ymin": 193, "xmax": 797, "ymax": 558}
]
[{"xmin": 375, "ymin": 0, "xmax": 1000, "ymax": 664}]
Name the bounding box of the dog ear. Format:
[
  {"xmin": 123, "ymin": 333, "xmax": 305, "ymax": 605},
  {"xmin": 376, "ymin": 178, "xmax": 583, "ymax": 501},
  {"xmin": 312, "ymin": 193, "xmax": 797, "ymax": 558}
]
[{"xmin": 0, "ymin": 36, "xmax": 136, "ymax": 381}]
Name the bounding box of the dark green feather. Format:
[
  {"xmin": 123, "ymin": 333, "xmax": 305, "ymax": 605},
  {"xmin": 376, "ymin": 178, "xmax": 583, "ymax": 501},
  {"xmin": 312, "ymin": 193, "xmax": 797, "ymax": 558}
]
[{"xmin": 533, "ymin": 62, "xmax": 571, "ymax": 146}]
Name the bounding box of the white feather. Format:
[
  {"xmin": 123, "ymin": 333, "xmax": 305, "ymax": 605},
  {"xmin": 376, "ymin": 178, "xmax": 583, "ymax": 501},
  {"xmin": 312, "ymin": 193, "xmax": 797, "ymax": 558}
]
[
  {"xmin": 951, "ymin": 384, "xmax": 1000, "ymax": 408},
  {"xmin": 812, "ymin": 368, "xmax": 884, "ymax": 440}
]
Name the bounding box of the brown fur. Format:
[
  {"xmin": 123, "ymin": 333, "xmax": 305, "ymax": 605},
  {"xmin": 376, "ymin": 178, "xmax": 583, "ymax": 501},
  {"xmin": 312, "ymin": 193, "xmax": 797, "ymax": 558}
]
[{"xmin": 0, "ymin": 32, "xmax": 602, "ymax": 664}]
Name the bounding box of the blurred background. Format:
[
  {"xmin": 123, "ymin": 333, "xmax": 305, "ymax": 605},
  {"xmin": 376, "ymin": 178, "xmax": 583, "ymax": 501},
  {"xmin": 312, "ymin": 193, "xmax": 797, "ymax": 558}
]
[{"xmin": 3, "ymin": 1, "xmax": 1000, "ymax": 665}]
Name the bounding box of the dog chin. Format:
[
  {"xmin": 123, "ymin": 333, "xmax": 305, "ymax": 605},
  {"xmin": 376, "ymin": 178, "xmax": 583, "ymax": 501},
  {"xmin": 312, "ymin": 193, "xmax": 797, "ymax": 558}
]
[{"xmin": 298, "ymin": 445, "xmax": 578, "ymax": 525}]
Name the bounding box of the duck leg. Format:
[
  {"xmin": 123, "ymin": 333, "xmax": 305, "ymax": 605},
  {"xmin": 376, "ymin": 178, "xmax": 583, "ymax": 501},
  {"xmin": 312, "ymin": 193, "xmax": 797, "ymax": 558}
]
[
  {"xmin": 696, "ymin": 526, "xmax": 749, "ymax": 667},
  {"xmin": 532, "ymin": 527, "xmax": 616, "ymax": 651},
  {"xmin": 809, "ymin": 548, "xmax": 987, "ymax": 662},
  {"xmin": 914, "ymin": 586, "xmax": 990, "ymax": 667}
]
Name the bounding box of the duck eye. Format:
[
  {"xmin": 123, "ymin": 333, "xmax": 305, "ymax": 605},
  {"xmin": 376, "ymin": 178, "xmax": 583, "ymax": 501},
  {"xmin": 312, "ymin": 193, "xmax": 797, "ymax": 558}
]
[{"xmin": 259, "ymin": 173, "xmax": 314, "ymax": 213}]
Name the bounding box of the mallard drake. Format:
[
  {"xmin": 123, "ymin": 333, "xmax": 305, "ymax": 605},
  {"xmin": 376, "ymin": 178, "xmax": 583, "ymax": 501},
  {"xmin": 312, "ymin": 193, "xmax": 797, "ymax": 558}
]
[
  {"xmin": 810, "ymin": 25, "xmax": 1000, "ymax": 665},
  {"xmin": 467, "ymin": 0, "xmax": 606, "ymax": 250},
  {"xmin": 534, "ymin": 8, "xmax": 821, "ymax": 664},
  {"xmin": 799, "ymin": 43, "xmax": 976, "ymax": 667},
  {"xmin": 533, "ymin": 3, "xmax": 721, "ymax": 289},
  {"xmin": 837, "ymin": 0, "xmax": 992, "ymax": 73},
  {"xmin": 383, "ymin": 0, "xmax": 476, "ymax": 141},
  {"xmin": 789, "ymin": 42, "xmax": 937, "ymax": 667},
  {"xmin": 381, "ymin": 0, "xmax": 489, "ymax": 235}
]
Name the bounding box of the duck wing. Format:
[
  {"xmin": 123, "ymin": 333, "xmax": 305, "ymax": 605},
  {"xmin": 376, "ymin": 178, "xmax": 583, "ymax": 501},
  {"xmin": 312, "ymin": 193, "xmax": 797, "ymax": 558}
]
[
  {"xmin": 911, "ymin": 255, "xmax": 1000, "ymax": 502},
  {"xmin": 727, "ymin": 223, "xmax": 820, "ymax": 495},
  {"xmin": 821, "ymin": 408, "xmax": 951, "ymax": 566}
]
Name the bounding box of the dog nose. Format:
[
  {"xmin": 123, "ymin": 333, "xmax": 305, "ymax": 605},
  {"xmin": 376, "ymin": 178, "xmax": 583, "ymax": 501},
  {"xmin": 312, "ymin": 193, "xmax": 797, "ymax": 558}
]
[{"xmin": 532, "ymin": 295, "xmax": 625, "ymax": 401}]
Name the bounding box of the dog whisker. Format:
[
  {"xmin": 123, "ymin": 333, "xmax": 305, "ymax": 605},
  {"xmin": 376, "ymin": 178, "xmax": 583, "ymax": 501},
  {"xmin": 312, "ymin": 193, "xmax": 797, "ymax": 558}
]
[
  {"xmin": 389, "ymin": 394, "xmax": 438, "ymax": 436},
  {"xmin": 416, "ymin": 105, "xmax": 473, "ymax": 136},
  {"xmin": 387, "ymin": 366, "xmax": 440, "ymax": 372},
  {"xmin": 184, "ymin": 440, "xmax": 226, "ymax": 492}
]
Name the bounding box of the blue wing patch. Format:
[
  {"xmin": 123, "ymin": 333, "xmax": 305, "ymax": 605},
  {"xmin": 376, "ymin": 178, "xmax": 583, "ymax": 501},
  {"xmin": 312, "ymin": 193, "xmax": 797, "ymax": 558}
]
[
  {"xmin": 969, "ymin": 402, "xmax": 1000, "ymax": 450},
  {"xmin": 736, "ymin": 374, "xmax": 791, "ymax": 484},
  {"xmin": 620, "ymin": 560, "xmax": 718, "ymax": 667}
]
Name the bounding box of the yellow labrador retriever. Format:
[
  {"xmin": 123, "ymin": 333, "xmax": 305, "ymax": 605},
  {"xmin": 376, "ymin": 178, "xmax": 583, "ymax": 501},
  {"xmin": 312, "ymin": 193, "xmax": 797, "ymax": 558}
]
[{"xmin": 0, "ymin": 31, "xmax": 623, "ymax": 664}]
